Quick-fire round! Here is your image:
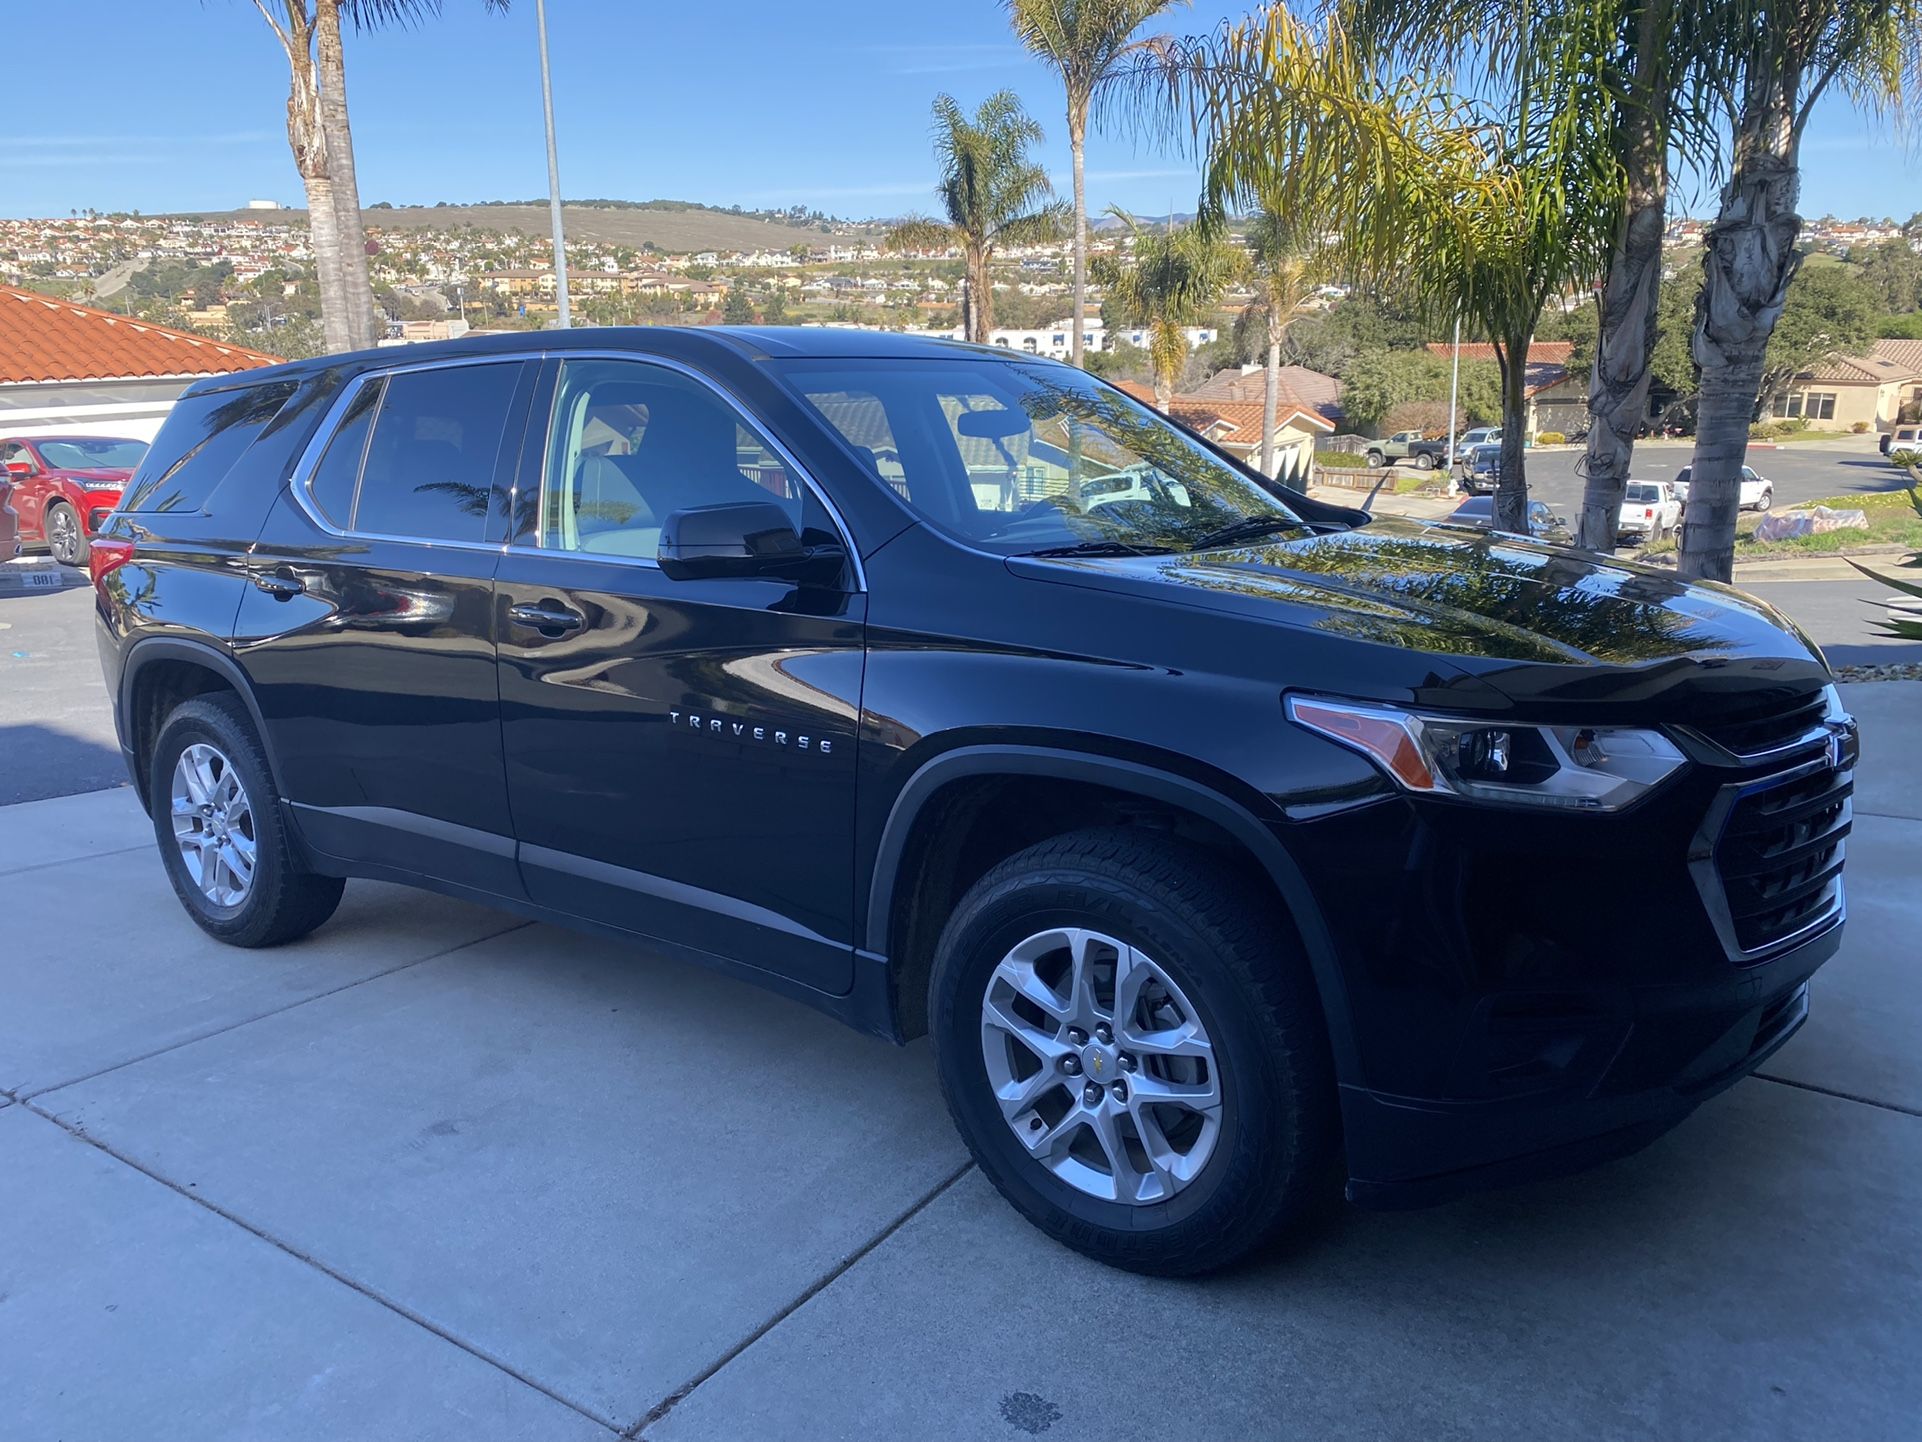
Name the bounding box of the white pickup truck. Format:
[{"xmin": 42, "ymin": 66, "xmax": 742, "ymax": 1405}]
[
  {"xmin": 1671, "ymin": 464, "xmax": 1773, "ymax": 512},
  {"xmin": 1619, "ymin": 479, "xmax": 1683, "ymax": 543}
]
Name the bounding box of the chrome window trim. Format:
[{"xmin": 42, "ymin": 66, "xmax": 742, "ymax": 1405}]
[
  {"xmin": 285, "ymin": 346, "xmax": 865, "ymax": 590},
  {"xmin": 287, "ymin": 353, "xmax": 529, "ymax": 556},
  {"xmin": 521, "ymin": 349, "xmax": 866, "ymax": 592}
]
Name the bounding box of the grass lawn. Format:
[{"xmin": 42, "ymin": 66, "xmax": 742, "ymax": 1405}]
[{"xmin": 1641, "ymin": 489, "xmax": 1922, "ymax": 559}]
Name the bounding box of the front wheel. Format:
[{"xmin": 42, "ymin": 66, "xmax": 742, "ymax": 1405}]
[
  {"xmin": 1364, "ymin": 450, "xmax": 1385, "ymax": 468},
  {"xmin": 45, "ymin": 502, "xmax": 85, "ymax": 567},
  {"xmin": 930, "ymin": 828, "xmax": 1337, "ymax": 1276}
]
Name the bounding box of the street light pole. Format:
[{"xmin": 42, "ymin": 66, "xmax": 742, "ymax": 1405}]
[
  {"xmin": 1445, "ymin": 314, "xmax": 1462, "ymax": 488},
  {"xmin": 535, "ymin": 0, "xmax": 571, "ymax": 328}
]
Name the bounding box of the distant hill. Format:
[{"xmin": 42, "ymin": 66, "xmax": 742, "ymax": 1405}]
[{"xmin": 182, "ymin": 200, "xmax": 885, "ymax": 253}]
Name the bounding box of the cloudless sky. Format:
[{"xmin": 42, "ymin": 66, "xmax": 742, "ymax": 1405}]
[{"xmin": 2, "ymin": 0, "xmax": 1916, "ymax": 222}]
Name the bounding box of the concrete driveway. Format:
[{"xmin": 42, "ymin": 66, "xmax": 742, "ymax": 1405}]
[{"xmin": 2, "ymin": 681, "xmax": 1917, "ymax": 1440}]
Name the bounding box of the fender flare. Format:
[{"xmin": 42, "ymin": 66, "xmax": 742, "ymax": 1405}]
[
  {"xmin": 118, "ymin": 637, "xmax": 281, "ymax": 798},
  {"xmin": 865, "ymin": 744, "xmax": 1363, "ymax": 1084}
]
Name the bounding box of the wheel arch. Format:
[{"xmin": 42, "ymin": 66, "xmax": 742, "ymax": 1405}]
[
  {"xmin": 120, "ymin": 638, "xmax": 280, "ymax": 811},
  {"xmin": 866, "ymin": 744, "xmax": 1363, "ymax": 1084}
]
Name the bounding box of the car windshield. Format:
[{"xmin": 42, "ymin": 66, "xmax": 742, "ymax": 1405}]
[
  {"xmin": 35, "ymin": 437, "xmax": 148, "ymax": 471},
  {"xmin": 1451, "ymin": 498, "xmax": 1492, "ymax": 519},
  {"xmin": 1625, "ymin": 483, "xmax": 1660, "ymax": 502},
  {"xmin": 773, "ymin": 357, "xmax": 1306, "ymax": 554}
]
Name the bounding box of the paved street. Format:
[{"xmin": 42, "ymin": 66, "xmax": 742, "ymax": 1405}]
[
  {"xmin": 1514, "ymin": 435, "xmax": 1903, "ymax": 517},
  {"xmin": 3, "ymin": 553, "xmax": 1919, "ymax": 1436}
]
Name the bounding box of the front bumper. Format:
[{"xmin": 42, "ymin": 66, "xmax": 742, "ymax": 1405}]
[{"xmin": 1339, "ymin": 913, "xmax": 1836, "ymax": 1206}]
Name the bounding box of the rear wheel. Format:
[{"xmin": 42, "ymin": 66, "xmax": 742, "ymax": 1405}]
[
  {"xmin": 1415, "ymin": 452, "xmax": 1435, "ymax": 471},
  {"xmin": 45, "ymin": 501, "xmax": 84, "ymax": 567},
  {"xmin": 149, "ymin": 694, "xmax": 344, "ymax": 947},
  {"xmin": 930, "ymin": 828, "xmax": 1338, "ymax": 1275},
  {"xmin": 1754, "ymin": 487, "xmax": 1773, "ymax": 512}
]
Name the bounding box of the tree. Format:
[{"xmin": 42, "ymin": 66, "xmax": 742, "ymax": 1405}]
[
  {"xmin": 248, "ymin": 1, "xmax": 509, "ymax": 354},
  {"xmin": 1758, "ymin": 264, "xmax": 1879, "ymax": 407},
  {"xmin": 1244, "ymin": 210, "xmax": 1324, "ymax": 474},
  {"xmin": 1003, "ymin": 0, "xmax": 1187, "ymax": 368},
  {"xmin": 887, "ymin": 92, "xmax": 1064, "ymax": 343},
  {"xmin": 1341, "ymin": 350, "xmax": 1501, "ymax": 432},
  {"xmin": 723, "ymin": 287, "xmax": 755, "ymax": 325},
  {"xmin": 1675, "ymin": 0, "xmax": 1922, "ymax": 582},
  {"xmin": 1093, "ymin": 214, "xmax": 1240, "ymax": 409},
  {"xmin": 1856, "ymin": 239, "xmax": 1922, "ymax": 314}
]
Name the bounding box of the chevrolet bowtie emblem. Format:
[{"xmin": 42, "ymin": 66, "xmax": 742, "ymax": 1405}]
[{"xmin": 1091, "ymin": 1054, "xmax": 1104, "ymax": 1074}]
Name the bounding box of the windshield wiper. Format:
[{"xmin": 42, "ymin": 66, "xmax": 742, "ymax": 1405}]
[
  {"xmin": 1189, "ymin": 515, "xmax": 1315, "ymax": 550},
  {"xmin": 1020, "ymin": 540, "xmax": 1177, "ymax": 558}
]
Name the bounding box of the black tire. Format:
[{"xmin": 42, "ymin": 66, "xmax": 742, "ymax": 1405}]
[
  {"xmin": 929, "ymin": 828, "xmax": 1338, "ymax": 1276},
  {"xmin": 45, "ymin": 501, "xmax": 85, "ymax": 568},
  {"xmin": 148, "ymin": 693, "xmax": 344, "ymax": 947},
  {"xmin": 1415, "ymin": 452, "xmax": 1436, "ymax": 471},
  {"xmin": 1754, "ymin": 487, "xmax": 1772, "ymax": 513},
  {"xmin": 1364, "ymin": 450, "xmax": 1385, "ymax": 468}
]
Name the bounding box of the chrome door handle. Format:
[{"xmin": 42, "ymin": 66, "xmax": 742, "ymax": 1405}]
[
  {"xmin": 251, "ymin": 571, "xmax": 305, "ymax": 600},
  {"xmin": 507, "ymin": 601, "xmax": 585, "ymax": 634}
]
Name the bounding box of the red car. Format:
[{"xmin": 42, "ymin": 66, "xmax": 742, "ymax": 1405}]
[
  {"xmin": 0, "ymin": 467, "xmax": 18, "ymax": 562},
  {"xmin": 0, "ymin": 435, "xmax": 149, "ymax": 567}
]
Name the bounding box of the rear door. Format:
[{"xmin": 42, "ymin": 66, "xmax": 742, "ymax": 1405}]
[
  {"xmin": 236, "ymin": 357, "xmax": 537, "ymax": 899},
  {"xmin": 1, "ymin": 441, "xmax": 45, "ymax": 538},
  {"xmin": 492, "ymin": 355, "xmax": 866, "ymax": 993}
]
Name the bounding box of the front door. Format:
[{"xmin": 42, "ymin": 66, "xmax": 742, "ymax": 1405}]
[
  {"xmin": 494, "ymin": 356, "xmax": 865, "ymax": 994},
  {"xmin": 1, "ymin": 442, "xmax": 45, "ymax": 538}
]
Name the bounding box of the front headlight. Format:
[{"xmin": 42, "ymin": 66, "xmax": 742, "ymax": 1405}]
[{"xmin": 1286, "ymin": 695, "xmax": 1687, "ymax": 812}]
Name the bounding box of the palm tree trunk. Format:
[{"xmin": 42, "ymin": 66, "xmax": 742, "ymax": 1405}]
[
  {"xmin": 1069, "ymin": 102, "xmax": 1088, "ymax": 369},
  {"xmin": 969, "ymin": 247, "xmax": 995, "ymax": 342},
  {"xmin": 1493, "ymin": 336, "xmax": 1531, "ymax": 533},
  {"xmin": 272, "ymin": 11, "xmax": 353, "ymax": 356},
  {"xmin": 1576, "ymin": 1, "xmax": 1669, "ymax": 552},
  {"xmin": 1260, "ymin": 304, "xmax": 1280, "ymax": 477},
  {"xmin": 1676, "ymin": 75, "xmax": 1802, "ymax": 584},
  {"xmin": 314, "ymin": 0, "xmax": 377, "ymax": 350}
]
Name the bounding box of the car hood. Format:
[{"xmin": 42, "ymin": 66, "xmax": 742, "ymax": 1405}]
[
  {"xmin": 1008, "ymin": 517, "xmax": 1827, "ymax": 701},
  {"xmin": 58, "ymin": 467, "xmax": 133, "ymax": 486}
]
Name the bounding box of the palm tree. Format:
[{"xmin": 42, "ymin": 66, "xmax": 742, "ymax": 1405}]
[
  {"xmin": 1243, "ymin": 210, "xmax": 1322, "ymax": 476},
  {"xmin": 1139, "ymin": 5, "xmax": 1620, "ymax": 531},
  {"xmin": 248, "ymin": 1, "xmax": 509, "ymax": 353},
  {"xmin": 887, "ymin": 92, "xmax": 1065, "ymax": 343},
  {"xmin": 1094, "ymin": 212, "xmax": 1240, "ymax": 410},
  {"xmin": 1675, "ymin": 0, "xmax": 1922, "ymax": 581},
  {"xmin": 1345, "ymin": 0, "xmax": 1716, "ymax": 551},
  {"xmin": 1002, "ymin": 0, "xmax": 1188, "ymax": 368}
]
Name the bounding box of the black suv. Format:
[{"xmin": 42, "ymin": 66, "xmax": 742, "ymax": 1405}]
[{"xmin": 93, "ymin": 328, "xmax": 1856, "ymax": 1275}]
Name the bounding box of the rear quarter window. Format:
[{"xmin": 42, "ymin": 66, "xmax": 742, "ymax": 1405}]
[{"xmin": 122, "ymin": 380, "xmax": 300, "ymax": 514}]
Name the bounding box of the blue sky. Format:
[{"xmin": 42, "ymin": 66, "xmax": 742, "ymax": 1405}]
[{"xmin": 3, "ymin": 0, "xmax": 1916, "ymax": 222}]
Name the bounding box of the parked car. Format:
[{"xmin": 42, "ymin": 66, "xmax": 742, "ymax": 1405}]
[
  {"xmin": 1445, "ymin": 494, "xmax": 1572, "ymax": 543},
  {"xmin": 1617, "ymin": 479, "xmax": 1683, "ymax": 543},
  {"xmin": 0, "ymin": 467, "xmax": 18, "ymax": 563},
  {"xmin": 1364, "ymin": 430, "xmax": 1450, "ymax": 471},
  {"xmin": 0, "ymin": 435, "xmax": 150, "ymax": 567},
  {"xmin": 94, "ymin": 329, "xmax": 1856, "ymax": 1275},
  {"xmin": 1458, "ymin": 426, "xmax": 1503, "ymax": 449},
  {"xmin": 1671, "ymin": 463, "xmax": 1773, "ymax": 512},
  {"xmin": 1456, "ymin": 441, "xmax": 1503, "ymax": 492},
  {"xmin": 1882, "ymin": 424, "xmax": 1921, "ymax": 457}
]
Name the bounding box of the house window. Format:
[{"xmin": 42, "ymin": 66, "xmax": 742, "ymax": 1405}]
[{"xmin": 1770, "ymin": 389, "xmax": 1837, "ymax": 421}]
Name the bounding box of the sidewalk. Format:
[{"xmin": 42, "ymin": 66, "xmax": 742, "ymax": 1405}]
[{"xmin": 2, "ymin": 686, "xmax": 1918, "ymax": 1439}]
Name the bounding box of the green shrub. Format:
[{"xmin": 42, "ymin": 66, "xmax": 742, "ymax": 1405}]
[
  {"xmin": 1852, "ymin": 421, "xmax": 1871, "ymax": 434},
  {"xmin": 1891, "ymin": 449, "xmax": 1922, "ymax": 468},
  {"xmin": 1536, "ymin": 430, "xmax": 1566, "ymax": 445},
  {"xmin": 1315, "ymin": 450, "xmax": 1369, "ymax": 468}
]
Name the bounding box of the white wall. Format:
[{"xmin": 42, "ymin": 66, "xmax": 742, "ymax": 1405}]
[{"xmin": 0, "ymin": 377, "xmax": 196, "ymax": 442}]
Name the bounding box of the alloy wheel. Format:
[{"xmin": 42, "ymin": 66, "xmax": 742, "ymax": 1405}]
[
  {"xmin": 48, "ymin": 506, "xmax": 81, "ymax": 566},
  {"xmin": 980, "ymin": 927, "xmax": 1223, "ymax": 1205},
  {"xmin": 169, "ymin": 742, "xmax": 257, "ymax": 907}
]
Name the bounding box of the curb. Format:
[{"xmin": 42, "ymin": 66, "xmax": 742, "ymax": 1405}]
[{"xmin": 0, "ymin": 561, "xmax": 87, "ymax": 594}]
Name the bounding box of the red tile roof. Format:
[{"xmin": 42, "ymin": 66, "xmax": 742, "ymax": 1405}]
[
  {"xmin": 1187, "ymin": 365, "xmax": 1343, "ymax": 421},
  {"xmin": 1116, "ymin": 380, "xmax": 1335, "ymax": 437},
  {"xmin": 1425, "ymin": 340, "xmax": 1575, "ymax": 365},
  {"xmin": 0, "ymin": 286, "xmax": 281, "ymax": 386}
]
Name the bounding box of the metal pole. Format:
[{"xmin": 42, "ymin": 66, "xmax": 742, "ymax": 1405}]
[
  {"xmin": 535, "ymin": 0, "xmax": 571, "ymax": 327},
  {"xmin": 1445, "ymin": 314, "xmax": 1462, "ymax": 480}
]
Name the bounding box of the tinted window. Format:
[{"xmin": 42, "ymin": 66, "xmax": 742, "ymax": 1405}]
[
  {"xmin": 306, "ymin": 378, "xmax": 382, "ymax": 527},
  {"xmin": 1625, "ymin": 483, "xmax": 1660, "ymax": 503},
  {"xmin": 122, "ymin": 381, "xmax": 298, "ymax": 514},
  {"xmin": 538, "ymin": 359, "xmax": 800, "ymax": 559},
  {"xmin": 352, "ymin": 363, "xmax": 521, "ymax": 542},
  {"xmin": 36, "ymin": 438, "xmax": 149, "ymax": 470}
]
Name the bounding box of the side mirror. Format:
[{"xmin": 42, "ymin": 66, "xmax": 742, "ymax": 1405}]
[{"xmin": 657, "ymin": 500, "xmax": 810, "ymax": 581}]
